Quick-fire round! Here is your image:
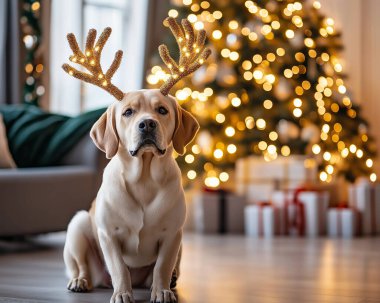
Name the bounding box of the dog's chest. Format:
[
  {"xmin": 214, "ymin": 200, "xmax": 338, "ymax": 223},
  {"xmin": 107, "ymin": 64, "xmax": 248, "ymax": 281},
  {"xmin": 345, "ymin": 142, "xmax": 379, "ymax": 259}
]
[
  {"xmin": 129, "ymin": 180, "xmax": 158, "ymax": 206},
  {"xmin": 113, "ymin": 211, "xmax": 169, "ymax": 267},
  {"xmin": 108, "ymin": 184, "xmax": 175, "ymax": 266}
]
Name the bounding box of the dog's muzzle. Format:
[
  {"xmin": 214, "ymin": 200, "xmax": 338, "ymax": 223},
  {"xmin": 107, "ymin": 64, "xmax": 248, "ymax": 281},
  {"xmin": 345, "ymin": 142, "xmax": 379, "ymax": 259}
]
[{"xmin": 129, "ymin": 119, "xmax": 166, "ymax": 157}]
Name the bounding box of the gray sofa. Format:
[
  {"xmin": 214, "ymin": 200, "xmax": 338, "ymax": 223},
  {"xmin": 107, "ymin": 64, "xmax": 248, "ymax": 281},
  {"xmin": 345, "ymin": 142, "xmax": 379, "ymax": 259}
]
[{"xmin": 0, "ymin": 135, "xmax": 107, "ymax": 237}]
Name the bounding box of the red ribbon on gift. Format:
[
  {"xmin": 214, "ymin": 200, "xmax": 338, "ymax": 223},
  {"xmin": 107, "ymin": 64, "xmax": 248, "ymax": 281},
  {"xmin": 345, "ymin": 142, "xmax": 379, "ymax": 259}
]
[
  {"xmin": 258, "ymin": 201, "xmax": 272, "ymax": 207},
  {"xmin": 339, "ymin": 203, "xmax": 349, "ymax": 209},
  {"xmin": 203, "ymin": 187, "xmax": 230, "ymax": 194},
  {"xmin": 284, "ymin": 187, "xmax": 306, "ymax": 236}
]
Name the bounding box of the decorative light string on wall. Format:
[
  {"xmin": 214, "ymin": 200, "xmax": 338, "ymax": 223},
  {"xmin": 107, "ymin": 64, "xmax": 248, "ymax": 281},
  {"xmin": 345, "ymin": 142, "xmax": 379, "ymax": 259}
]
[{"xmin": 21, "ymin": 0, "xmax": 44, "ymax": 106}]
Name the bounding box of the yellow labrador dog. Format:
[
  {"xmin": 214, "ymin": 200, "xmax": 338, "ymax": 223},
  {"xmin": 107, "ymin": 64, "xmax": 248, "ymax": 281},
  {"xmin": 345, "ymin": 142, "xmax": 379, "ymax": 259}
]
[
  {"xmin": 64, "ymin": 89, "xmax": 199, "ymax": 303},
  {"xmin": 61, "ymin": 17, "xmax": 210, "ymax": 303}
]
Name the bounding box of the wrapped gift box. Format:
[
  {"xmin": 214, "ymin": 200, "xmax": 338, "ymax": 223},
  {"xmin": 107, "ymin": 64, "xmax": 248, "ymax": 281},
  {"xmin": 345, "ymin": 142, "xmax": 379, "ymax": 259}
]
[
  {"xmin": 236, "ymin": 155, "xmax": 318, "ymax": 184},
  {"xmin": 193, "ymin": 190, "xmax": 245, "ymax": 234},
  {"xmin": 238, "ymin": 181, "xmax": 278, "ymax": 204},
  {"xmin": 348, "ymin": 179, "xmax": 380, "ymax": 235},
  {"xmin": 271, "ymin": 188, "xmax": 329, "ymax": 236},
  {"xmin": 236, "ymin": 156, "xmax": 319, "ymax": 203},
  {"xmin": 244, "ymin": 203, "xmax": 277, "ymax": 237},
  {"xmin": 327, "ymin": 207, "xmax": 359, "ymax": 238},
  {"xmin": 301, "ymin": 191, "xmax": 329, "ymax": 236},
  {"xmin": 236, "ymin": 156, "xmax": 287, "ymax": 180}
]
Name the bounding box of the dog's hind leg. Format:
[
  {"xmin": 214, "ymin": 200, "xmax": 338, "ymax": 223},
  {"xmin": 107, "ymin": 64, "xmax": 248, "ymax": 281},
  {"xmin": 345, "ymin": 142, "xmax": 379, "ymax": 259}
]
[{"xmin": 64, "ymin": 210, "xmax": 101, "ymax": 292}]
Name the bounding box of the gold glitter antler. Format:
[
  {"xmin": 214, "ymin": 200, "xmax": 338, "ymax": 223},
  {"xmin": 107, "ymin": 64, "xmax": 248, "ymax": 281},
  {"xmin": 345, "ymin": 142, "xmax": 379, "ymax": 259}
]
[
  {"xmin": 159, "ymin": 17, "xmax": 211, "ymax": 96},
  {"xmin": 62, "ymin": 27, "xmax": 124, "ymax": 101}
]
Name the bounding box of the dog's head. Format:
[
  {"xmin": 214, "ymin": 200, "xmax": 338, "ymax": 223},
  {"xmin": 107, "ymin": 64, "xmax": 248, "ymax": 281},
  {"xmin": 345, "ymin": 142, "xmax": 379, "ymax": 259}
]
[{"xmin": 90, "ymin": 89, "xmax": 199, "ymax": 159}]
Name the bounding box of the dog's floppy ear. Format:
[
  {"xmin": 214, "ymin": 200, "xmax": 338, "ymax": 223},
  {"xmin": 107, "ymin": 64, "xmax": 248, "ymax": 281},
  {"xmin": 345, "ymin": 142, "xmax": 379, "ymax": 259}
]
[
  {"xmin": 90, "ymin": 104, "xmax": 119, "ymax": 159},
  {"xmin": 172, "ymin": 105, "xmax": 200, "ymax": 155}
]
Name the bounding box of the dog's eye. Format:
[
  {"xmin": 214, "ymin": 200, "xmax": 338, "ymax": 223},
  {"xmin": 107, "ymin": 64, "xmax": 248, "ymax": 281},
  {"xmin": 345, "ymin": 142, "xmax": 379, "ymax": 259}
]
[
  {"xmin": 123, "ymin": 108, "xmax": 133, "ymax": 117},
  {"xmin": 157, "ymin": 106, "xmax": 168, "ymax": 115}
]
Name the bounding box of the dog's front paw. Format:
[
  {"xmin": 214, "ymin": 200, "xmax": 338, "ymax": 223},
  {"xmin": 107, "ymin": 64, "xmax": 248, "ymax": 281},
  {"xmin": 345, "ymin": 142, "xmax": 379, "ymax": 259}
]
[
  {"xmin": 110, "ymin": 290, "xmax": 135, "ymax": 303},
  {"xmin": 67, "ymin": 278, "xmax": 91, "ymax": 292},
  {"xmin": 150, "ymin": 288, "xmax": 176, "ymax": 303}
]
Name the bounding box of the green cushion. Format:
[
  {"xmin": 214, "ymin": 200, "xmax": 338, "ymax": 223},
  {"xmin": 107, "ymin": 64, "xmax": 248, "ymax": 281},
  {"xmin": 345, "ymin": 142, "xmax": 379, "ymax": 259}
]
[{"xmin": 0, "ymin": 105, "xmax": 105, "ymax": 167}]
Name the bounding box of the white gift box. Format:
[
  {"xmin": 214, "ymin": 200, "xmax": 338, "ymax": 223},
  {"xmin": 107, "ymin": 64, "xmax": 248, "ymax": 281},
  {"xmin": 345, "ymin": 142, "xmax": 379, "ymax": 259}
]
[
  {"xmin": 236, "ymin": 156, "xmax": 283, "ymax": 180},
  {"xmin": 236, "ymin": 156, "xmax": 318, "ymax": 203},
  {"xmin": 349, "ymin": 179, "xmax": 380, "ymax": 235},
  {"xmin": 271, "ymin": 189, "xmax": 329, "ymax": 236},
  {"xmin": 238, "ymin": 181, "xmax": 277, "ymax": 204},
  {"xmin": 286, "ymin": 157, "xmax": 318, "ymax": 181},
  {"xmin": 244, "ymin": 204, "xmax": 277, "ymax": 237},
  {"xmin": 300, "ymin": 191, "xmax": 329, "ymax": 236},
  {"xmin": 327, "ymin": 208, "xmax": 358, "ymax": 238},
  {"xmin": 193, "ymin": 190, "xmax": 245, "ymax": 234}
]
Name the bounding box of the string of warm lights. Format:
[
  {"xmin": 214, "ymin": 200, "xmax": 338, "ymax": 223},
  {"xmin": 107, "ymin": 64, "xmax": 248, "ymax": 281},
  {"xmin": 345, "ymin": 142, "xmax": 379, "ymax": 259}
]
[
  {"xmin": 147, "ymin": 0, "xmax": 377, "ymax": 187},
  {"xmin": 21, "ymin": 0, "xmax": 45, "ymax": 106}
]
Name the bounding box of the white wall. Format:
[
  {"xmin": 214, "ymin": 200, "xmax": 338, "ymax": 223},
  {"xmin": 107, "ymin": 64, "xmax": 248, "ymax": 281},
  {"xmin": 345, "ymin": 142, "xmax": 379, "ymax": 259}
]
[{"xmin": 319, "ymin": 0, "xmax": 380, "ymax": 172}]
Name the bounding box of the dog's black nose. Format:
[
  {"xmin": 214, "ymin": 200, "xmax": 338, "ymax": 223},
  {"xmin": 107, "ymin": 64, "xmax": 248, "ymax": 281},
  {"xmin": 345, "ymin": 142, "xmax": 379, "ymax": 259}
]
[{"xmin": 138, "ymin": 119, "xmax": 157, "ymax": 133}]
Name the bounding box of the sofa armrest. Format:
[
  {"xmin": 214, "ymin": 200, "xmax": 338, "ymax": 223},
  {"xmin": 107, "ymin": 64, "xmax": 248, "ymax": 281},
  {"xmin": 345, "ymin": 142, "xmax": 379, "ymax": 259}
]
[{"xmin": 0, "ymin": 166, "xmax": 97, "ymax": 236}]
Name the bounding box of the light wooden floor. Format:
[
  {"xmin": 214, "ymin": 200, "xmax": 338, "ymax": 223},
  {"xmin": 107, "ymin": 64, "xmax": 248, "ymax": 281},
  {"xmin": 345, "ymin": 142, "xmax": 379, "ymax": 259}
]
[{"xmin": 0, "ymin": 233, "xmax": 379, "ymax": 303}]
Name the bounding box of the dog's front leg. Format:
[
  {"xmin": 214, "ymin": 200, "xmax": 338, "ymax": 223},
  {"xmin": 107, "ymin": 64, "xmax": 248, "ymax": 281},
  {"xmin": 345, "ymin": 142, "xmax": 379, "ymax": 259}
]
[
  {"xmin": 151, "ymin": 230, "xmax": 182, "ymax": 303},
  {"xmin": 98, "ymin": 229, "xmax": 134, "ymax": 303}
]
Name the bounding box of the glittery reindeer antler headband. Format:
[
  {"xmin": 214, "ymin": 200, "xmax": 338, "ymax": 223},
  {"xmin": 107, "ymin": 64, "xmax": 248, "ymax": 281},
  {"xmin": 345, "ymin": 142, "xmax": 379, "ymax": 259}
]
[
  {"xmin": 159, "ymin": 17, "xmax": 211, "ymax": 96},
  {"xmin": 62, "ymin": 18, "xmax": 211, "ymax": 100},
  {"xmin": 62, "ymin": 27, "xmax": 124, "ymax": 101}
]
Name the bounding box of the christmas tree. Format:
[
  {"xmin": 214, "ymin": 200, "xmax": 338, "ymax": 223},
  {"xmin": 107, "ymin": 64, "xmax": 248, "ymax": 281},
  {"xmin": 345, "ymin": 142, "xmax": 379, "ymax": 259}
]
[{"xmin": 146, "ymin": 0, "xmax": 377, "ymax": 187}]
